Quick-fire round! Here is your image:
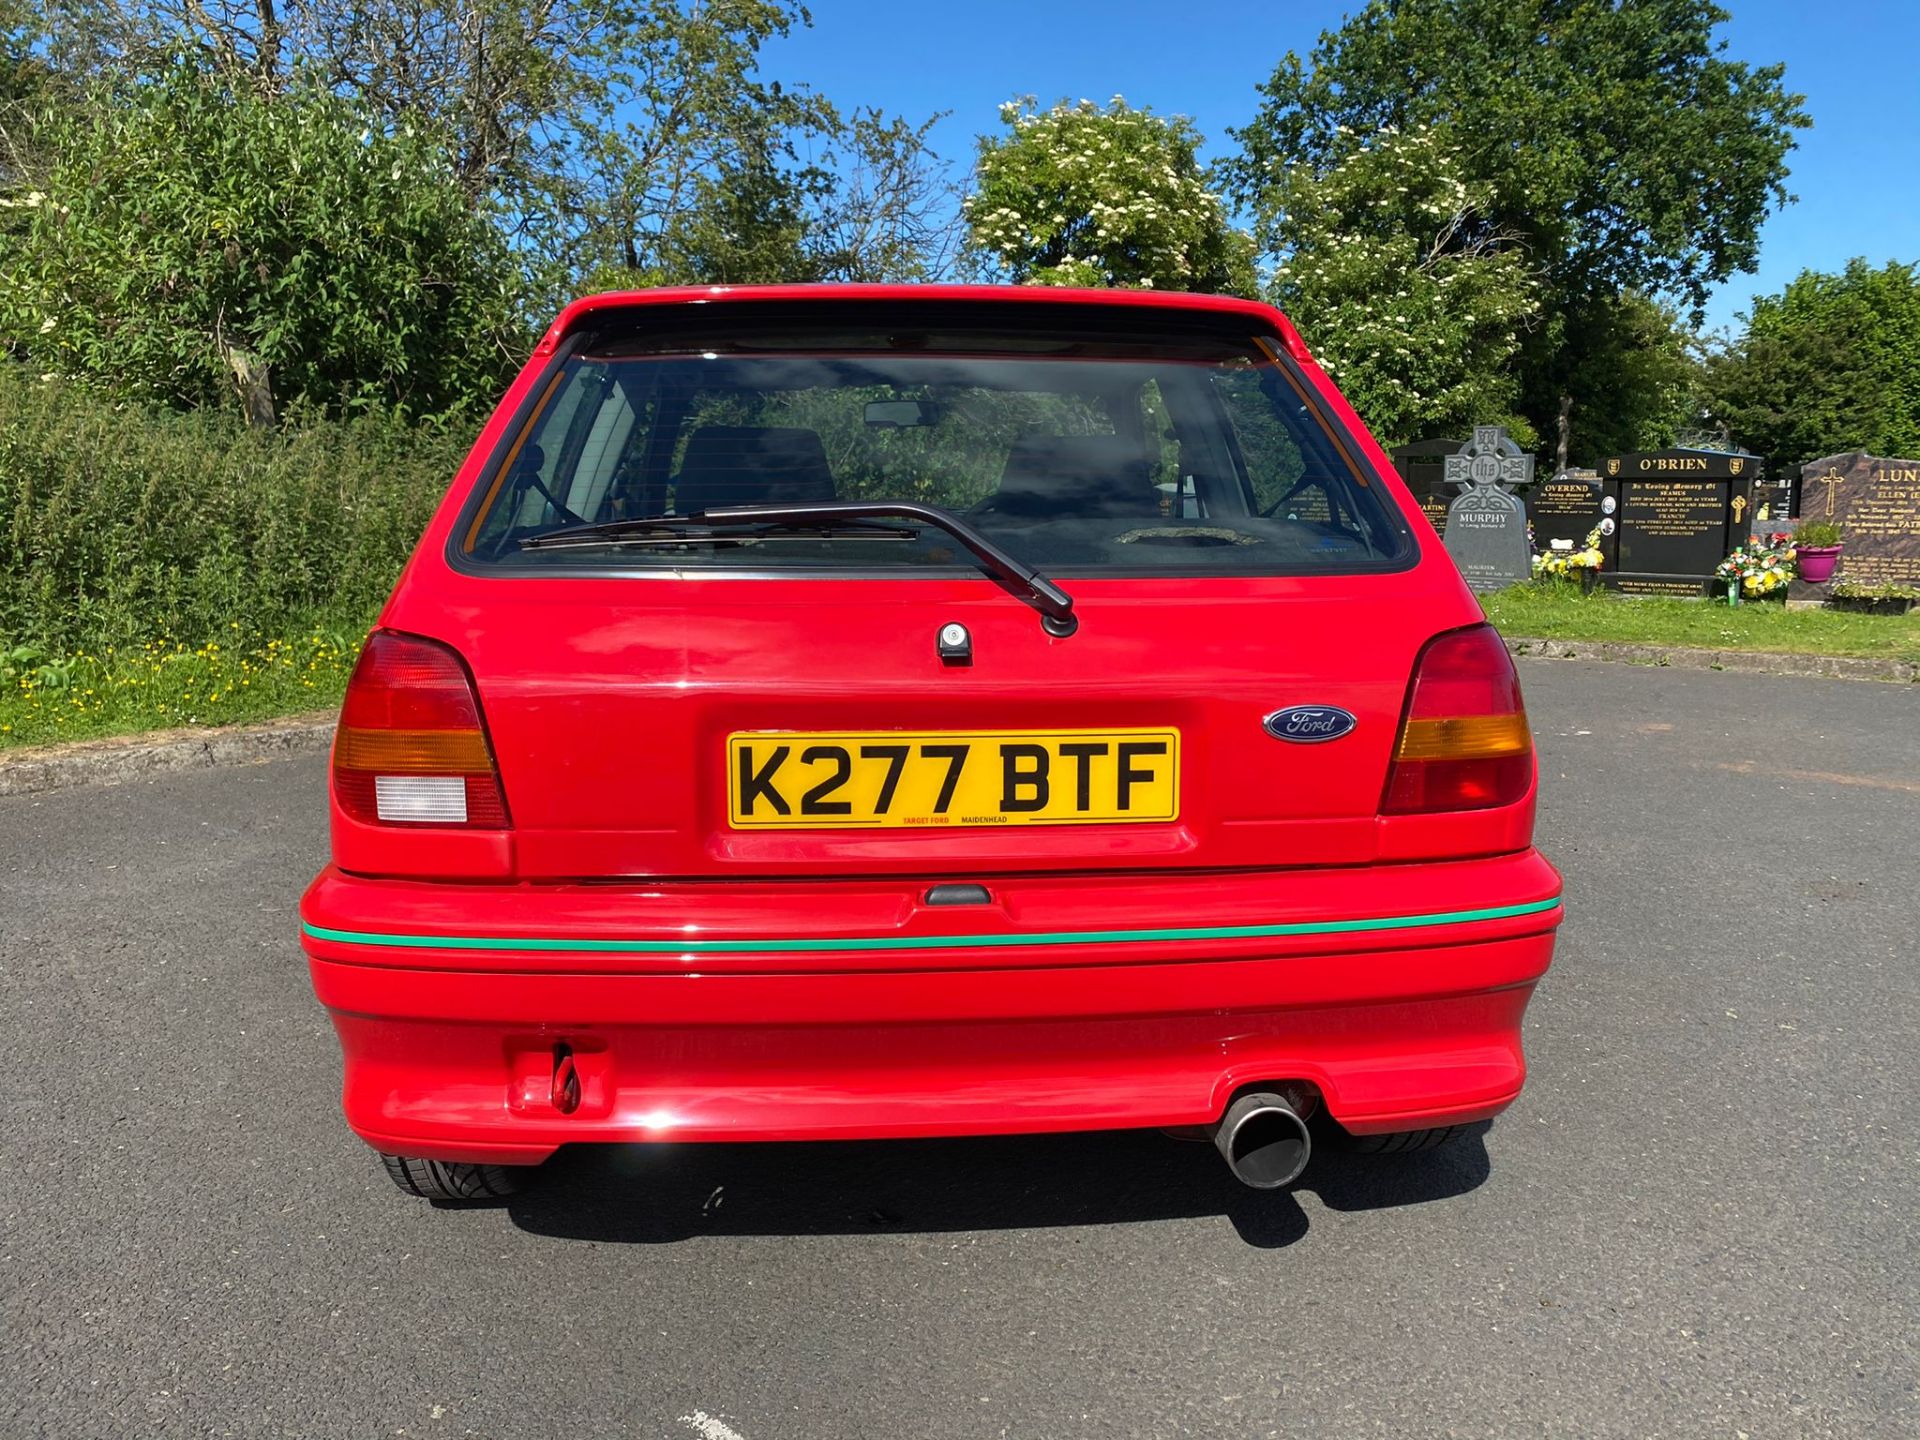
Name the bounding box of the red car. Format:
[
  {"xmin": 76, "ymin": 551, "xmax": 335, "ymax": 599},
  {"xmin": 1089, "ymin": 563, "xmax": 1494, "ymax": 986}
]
[{"xmin": 299, "ymin": 284, "xmax": 1561, "ymax": 1201}]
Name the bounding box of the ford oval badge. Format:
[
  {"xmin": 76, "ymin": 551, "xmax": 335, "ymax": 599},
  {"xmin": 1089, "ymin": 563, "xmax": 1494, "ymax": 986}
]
[{"xmin": 1262, "ymin": 706, "xmax": 1358, "ymax": 744}]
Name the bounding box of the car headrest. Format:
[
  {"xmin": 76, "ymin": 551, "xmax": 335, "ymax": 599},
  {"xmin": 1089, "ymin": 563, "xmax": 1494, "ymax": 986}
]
[
  {"xmin": 674, "ymin": 426, "xmax": 835, "ymax": 514},
  {"xmin": 991, "ymin": 434, "xmax": 1159, "ymax": 519}
]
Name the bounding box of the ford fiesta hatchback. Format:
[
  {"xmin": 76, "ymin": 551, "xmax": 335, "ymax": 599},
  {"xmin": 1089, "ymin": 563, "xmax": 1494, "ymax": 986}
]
[{"xmin": 299, "ymin": 284, "xmax": 1562, "ymax": 1202}]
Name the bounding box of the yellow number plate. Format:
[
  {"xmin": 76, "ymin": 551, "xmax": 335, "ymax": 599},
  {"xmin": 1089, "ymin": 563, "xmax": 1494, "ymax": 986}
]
[{"xmin": 727, "ymin": 728, "xmax": 1180, "ymax": 829}]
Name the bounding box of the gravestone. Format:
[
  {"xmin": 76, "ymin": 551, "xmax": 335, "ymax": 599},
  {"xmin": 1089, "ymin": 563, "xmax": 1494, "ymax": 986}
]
[
  {"xmin": 1752, "ymin": 472, "xmax": 1795, "ymax": 534},
  {"xmin": 1526, "ymin": 468, "xmax": 1604, "ymax": 548},
  {"xmin": 1798, "ymin": 453, "xmax": 1920, "ymax": 588},
  {"xmin": 1389, "ymin": 438, "xmax": 1467, "ymax": 531},
  {"xmin": 1441, "ymin": 426, "xmax": 1534, "ymax": 592},
  {"xmin": 1595, "ymin": 448, "xmax": 1759, "ymax": 597}
]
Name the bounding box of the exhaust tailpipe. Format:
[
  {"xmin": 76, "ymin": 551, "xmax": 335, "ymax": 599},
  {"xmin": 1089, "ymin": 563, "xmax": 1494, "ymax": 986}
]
[{"xmin": 1212, "ymin": 1091, "xmax": 1311, "ymax": 1189}]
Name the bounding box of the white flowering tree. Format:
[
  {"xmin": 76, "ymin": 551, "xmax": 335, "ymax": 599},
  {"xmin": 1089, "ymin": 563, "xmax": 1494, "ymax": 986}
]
[
  {"xmin": 1261, "ymin": 127, "xmax": 1538, "ymax": 447},
  {"xmin": 965, "ymin": 98, "xmax": 1256, "ymax": 295}
]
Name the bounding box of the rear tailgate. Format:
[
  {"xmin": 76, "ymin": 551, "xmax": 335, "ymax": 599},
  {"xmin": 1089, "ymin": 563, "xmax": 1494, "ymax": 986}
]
[{"xmin": 429, "ymin": 570, "xmax": 1477, "ymax": 879}]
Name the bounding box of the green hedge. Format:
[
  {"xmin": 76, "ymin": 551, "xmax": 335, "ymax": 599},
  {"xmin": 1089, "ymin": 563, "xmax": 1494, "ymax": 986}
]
[{"xmin": 0, "ymin": 368, "xmax": 474, "ymax": 652}]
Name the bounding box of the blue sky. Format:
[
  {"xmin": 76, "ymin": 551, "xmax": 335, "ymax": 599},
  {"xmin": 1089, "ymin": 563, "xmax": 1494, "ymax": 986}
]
[{"xmin": 767, "ymin": 0, "xmax": 1919, "ymax": 332}]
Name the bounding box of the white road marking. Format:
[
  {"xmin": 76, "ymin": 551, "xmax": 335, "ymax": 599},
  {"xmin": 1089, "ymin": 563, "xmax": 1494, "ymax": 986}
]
[{"xmin": 679, "ymin": 1411, "xmax": 748, "ymax": 1440}]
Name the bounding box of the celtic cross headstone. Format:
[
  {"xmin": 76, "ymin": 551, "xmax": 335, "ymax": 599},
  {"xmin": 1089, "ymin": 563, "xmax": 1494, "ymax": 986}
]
[{"xmin": 1441, "ymin": 425, "xmax": 1535, "ymax": 592}]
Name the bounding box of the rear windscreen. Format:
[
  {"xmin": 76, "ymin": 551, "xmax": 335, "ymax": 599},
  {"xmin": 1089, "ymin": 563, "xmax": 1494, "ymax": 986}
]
[{"xmin": 456, "ymin": 306, "xmax": 1413, "ymax": 576}]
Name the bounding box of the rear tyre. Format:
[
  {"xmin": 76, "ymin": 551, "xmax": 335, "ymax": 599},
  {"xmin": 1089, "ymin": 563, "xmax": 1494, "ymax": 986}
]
[
  {"xmin": 379, "ymin": 1153, "xmax": 530, "ymax": 1201},
  {"xmin": 1334, "ymin": 1124, "xmax": 1476, "ymax": 1155}
]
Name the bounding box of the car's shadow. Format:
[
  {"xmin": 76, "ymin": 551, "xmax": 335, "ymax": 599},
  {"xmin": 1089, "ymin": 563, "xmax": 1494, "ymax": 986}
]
[{"xmin": 499, "ymin": 1125, "xmax": 1492, "ymax": 1249}]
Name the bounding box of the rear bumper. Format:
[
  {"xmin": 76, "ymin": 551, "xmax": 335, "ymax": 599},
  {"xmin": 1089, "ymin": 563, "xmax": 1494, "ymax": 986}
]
[{"xmin": 300, "ymin": 852, "xmax": 1561, "ymax": 1164}]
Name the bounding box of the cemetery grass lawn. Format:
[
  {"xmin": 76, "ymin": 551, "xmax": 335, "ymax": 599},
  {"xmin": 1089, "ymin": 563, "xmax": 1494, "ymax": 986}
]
[{"xmin": 1485, "ymin": 585, "xmax": 1920, "ymax": 665}]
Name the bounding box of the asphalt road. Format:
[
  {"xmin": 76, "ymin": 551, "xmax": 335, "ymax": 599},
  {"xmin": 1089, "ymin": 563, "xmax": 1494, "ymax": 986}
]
[{"xmin": 3, "ymin": 659, "xmax": 1916, "ymax": 1439}]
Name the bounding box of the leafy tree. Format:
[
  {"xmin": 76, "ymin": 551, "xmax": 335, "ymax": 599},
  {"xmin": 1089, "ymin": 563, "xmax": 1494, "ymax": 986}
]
[
  {"xmin": 5, "ymin": 2, "xmax": 963, "ymax": 420},
  {"xmin": 0, "ymin": 0, "xmax": 75, "ymax": 186},
  {"xmin": 582, "ymin": 106, "xmax": 959, "ymax": 290},
  {"xmin": 549, "ymin": 3, "xmax": 842, "ymax": 294},
  {"xmin": 646, "ymin": 104, "xmax": 834, "ymax": 286},
  {"xmin": 966, "ymin": 97, "xmax": 1256, "ymax": 294},
  {"xmin": 1226, "ymin": 0, "xmax": 1808, "ymax": 462},
  {"xmin": 0, "ymin": 0, "xmax": 42, "ymax": 111},
  {"xmin": 67, "ymin": 0, "xmax": 808, "ymax": 208},
  {"xmin": 0, "ymin": 63, "xmax": 524, "ymax": 421},
  {"xmin": 58, "ymin": 1, "xmax": 956, "ymax": 295},
  {"xmin": 1259, "ymin": 124, "xmax": 1538, "ymax": 447},
  {"xmin": 1551, "ymin": 290, "xmax": 1700, "ymax": 463},
  {"xmin": 810, "ymin": 109, "xmax": 959, "ymax": 283},
  {"xmin": 1707, "ymin": 259, "xmax": 1920, "ymax": 468}
]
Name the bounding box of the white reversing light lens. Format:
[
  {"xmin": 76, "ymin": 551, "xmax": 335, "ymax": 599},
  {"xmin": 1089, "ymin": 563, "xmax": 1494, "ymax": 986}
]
[{"xmin": 374, "ymin": 775, "xmax": 468, "ymax": 823}]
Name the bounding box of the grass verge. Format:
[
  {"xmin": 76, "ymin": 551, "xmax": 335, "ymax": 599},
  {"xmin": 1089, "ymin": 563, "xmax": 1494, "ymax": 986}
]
[
  {"xmin": 2, "ymin": 617, "xmax": 366, "ymax": 750},
  {"xmin": 1483, "ymin": 583, "xmax": 1920, "ymax": 664}
]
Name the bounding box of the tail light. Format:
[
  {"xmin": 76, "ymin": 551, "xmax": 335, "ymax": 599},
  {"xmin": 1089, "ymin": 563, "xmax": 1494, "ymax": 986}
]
[
  {"xmin": 333, "ymin": 631, "xmax": 509, "ymax": 828},
  {"xmin": 1382, "ymin": 624, "xmax": 1533, "ymax": 814}
]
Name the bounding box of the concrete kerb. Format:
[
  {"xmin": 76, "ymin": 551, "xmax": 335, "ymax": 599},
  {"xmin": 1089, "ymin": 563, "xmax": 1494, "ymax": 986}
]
[
  {"xmin": 1, "ymin": 637, "xmax": 1914, "ymax": 798},
  {"xmin": 1503, "ymin": 636, "xmax": 1920, "ymax": 685},
  {"xmin": 0, "ymin": 713, "xmax": 336, "ymax": 798}
]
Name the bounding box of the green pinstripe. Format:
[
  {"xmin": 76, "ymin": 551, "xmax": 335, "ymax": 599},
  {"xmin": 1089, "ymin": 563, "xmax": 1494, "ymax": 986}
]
[{"xmin": 301, "ymin": 896, "xmax": 1561, "ymax": 955}]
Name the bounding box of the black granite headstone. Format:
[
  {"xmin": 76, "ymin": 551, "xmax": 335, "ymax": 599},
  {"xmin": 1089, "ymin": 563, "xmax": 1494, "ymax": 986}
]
[
  {"xmin": 1389, "ymin": 438, "xmax": 1467, "ymax": 532},
  {"xmin": 1526, "ymin": 470, "xmax": 1604, "ymax": 548},
  {"xmin": 1752, "ymin": 474, "xmax": 1795, "ymax": 533},
  {"xmin": 1799, "ymin": 453, "xmax": 1920, "ymax": 588},
  {"xmin": 1595, "ymin": 448, "xmax": 1760, "ymax": 597},
  {"xmin": 1441, "ymin": 427, "xmax": 1534, "ymax": 592}
]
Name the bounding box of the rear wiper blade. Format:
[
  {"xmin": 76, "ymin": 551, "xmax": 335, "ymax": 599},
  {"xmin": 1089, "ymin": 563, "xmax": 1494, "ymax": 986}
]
[
  {"xmin": 518, "ymin": 515, "xmax": 917, "ymax": 550},
  {"xmin": 699, "ymin": 500, "xmax": 1077, "ymax": 636}
]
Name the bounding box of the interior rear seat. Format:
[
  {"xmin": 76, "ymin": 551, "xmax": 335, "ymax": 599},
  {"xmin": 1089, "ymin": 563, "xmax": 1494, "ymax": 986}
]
[
  {"xmin": 673, "ymin": 425, "xmax": 836, "ymax": 513},
  {"xmin": 984, "ymin": 433, "xmax": 1159, "ymax": 519}
]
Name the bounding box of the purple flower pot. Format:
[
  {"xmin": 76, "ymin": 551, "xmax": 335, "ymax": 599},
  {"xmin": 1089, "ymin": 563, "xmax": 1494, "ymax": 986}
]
[{"xmin": 1797, "ymin": 545, "xmax": 1842, "ymax": 584}]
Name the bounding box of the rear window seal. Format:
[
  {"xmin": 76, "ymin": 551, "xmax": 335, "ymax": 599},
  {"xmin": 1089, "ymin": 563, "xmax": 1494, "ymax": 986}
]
[{"xmin": 443, "ymin": 305, "xmax": 1420, "ymax": 583}]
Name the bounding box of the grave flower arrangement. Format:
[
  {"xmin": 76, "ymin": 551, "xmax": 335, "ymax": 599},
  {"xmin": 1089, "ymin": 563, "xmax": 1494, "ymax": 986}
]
[
  {"xmin": 1714, "ymin": 541, "xmax": 1793, "ymax": 599},
  {"xmin": 1532, "ymin": 528, "xmax": 1605, "ymax": 579}
]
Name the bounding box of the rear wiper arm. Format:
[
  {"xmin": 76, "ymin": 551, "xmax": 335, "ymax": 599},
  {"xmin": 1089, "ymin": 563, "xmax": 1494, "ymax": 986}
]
[{"xmin": 697, "ymin": 500, "xmax": 1079, "ymax": 637}]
